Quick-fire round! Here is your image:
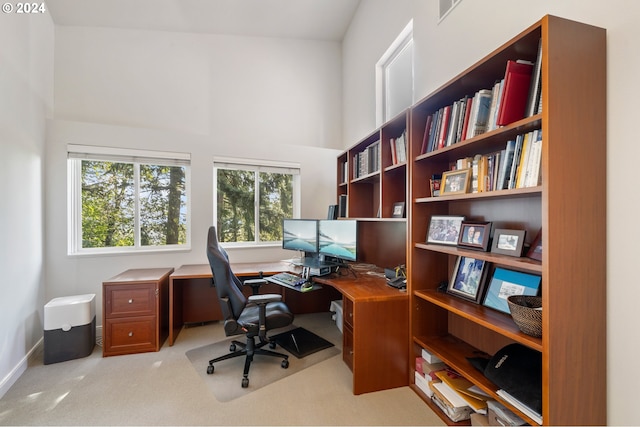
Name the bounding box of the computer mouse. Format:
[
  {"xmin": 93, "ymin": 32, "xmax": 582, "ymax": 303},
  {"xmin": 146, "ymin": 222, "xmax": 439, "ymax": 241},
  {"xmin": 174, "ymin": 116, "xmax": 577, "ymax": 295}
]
[{"xmin": 300, "ymin": 282, "xmax": 313, "ymax": 292}]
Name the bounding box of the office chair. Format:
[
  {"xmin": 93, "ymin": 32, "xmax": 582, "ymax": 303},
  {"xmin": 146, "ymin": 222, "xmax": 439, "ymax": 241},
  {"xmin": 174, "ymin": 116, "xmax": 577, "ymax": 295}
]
[{"xmin": 206, "ymin": 226, "xmax": 294, "ymax": 388}]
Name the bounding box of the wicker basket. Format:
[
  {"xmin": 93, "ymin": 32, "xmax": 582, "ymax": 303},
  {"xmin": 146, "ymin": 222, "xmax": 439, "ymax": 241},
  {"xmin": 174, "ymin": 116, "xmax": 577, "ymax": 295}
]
[{"xmin": 507, "ymin": 295, "xmax": 542, "ymax": 337}]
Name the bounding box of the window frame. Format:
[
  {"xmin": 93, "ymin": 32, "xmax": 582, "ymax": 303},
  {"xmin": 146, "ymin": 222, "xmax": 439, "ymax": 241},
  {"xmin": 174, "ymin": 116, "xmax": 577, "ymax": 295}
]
[
  {"xmin": 213, "ymin": 157, "xmax": 301, "ymax": 248},
  {"xmin": 376, "ymin": 20, "xmax": 414, "ymax": 126},
  {"xmin": 67, "ymin": 144, "xmax": 192, "ymax": 255}
]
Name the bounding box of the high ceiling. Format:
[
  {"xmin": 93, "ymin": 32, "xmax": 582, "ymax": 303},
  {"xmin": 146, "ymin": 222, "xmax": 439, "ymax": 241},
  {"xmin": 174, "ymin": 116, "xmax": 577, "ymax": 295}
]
[{"xmin": 46, "ymin": 0, "xmax": 361, "ymax": 41}]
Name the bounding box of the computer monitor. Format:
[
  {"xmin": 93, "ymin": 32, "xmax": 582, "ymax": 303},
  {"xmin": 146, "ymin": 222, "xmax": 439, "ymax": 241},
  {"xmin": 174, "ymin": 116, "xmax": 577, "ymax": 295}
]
[
  {"xmin": 282, "ymin": 219, "xmax": 319, "ymax": 262},
  {"xmin": 318, "ymin": 219, "xmax": 357, "ymax": 263}
]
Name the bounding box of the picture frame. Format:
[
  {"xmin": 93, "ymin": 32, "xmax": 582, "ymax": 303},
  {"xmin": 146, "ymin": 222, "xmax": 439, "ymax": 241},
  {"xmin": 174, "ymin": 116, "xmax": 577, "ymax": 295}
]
[
  {"xmin": 447, "ymin": 256, "xmax": 489, "ymax": 303},
  {"xmin": 483, "ymin": 267, "xmax": 542, "ymax": 314},
  {"xmin": 440, "ymin": 168, "xmax": 471, "ymax": 195},
  {"xmin": 491, "ymin": 228, "xmax": 526, "ymax": 257},
  {"xmin": 458, "ymin": 221, "xmax": 492, "ymax": 251},
  {"xmin": 392, "ymin": 202, "xmax": 406, "ymax": 218},
  {"xmin": 526, "ymin": 229, "xmax": 542, "ymax": 261},
  {"xmin": 426, "ymin": 215, "xmax": 466, "ymax": 246}
]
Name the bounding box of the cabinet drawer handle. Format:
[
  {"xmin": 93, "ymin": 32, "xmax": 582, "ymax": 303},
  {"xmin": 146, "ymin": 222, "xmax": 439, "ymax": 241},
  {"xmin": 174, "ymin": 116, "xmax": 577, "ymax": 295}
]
[
  {"xmin": 128, "ymin": 299, "xmax": 133, "ymax": 304},
  {"xmin": 129, "ymin": 332, "xmax": 133, "ymax": 337}
]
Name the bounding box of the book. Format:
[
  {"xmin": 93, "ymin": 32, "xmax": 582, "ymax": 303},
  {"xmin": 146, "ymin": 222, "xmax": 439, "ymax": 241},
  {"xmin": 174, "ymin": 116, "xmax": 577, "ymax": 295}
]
[
  {"xmin": 437, "ymin": 105, "xmax": 451, "ymax": 149},
  {"xmin": 496, "ymin": 389, "xmax": 542, "ymax": 425},
  {"xmin": 526, "ymin": 38, "xmax": 543, "ymax": 117},
  {"xmin": 420, "ymin": 114, "xmax": 433, "ymax": 155},
  {"xmin": 487, "ymin": 79, "xmax": 503, "ymax": 131},
  {"xmin": 524, "ymin": 129, "xmax": 542, "ymax": 187},
  {"xmin": 496, "ymin": 60, "xmax": 534, "ymax": 126},
  {"xmin": 507, "ymin": 134, "xmax": 524, "ymax": 189},
  {"xmin": 496, "ymin": 139, "xmax": 516, "ymax": 190},
  {"xmin": 515, "ymin": 132, "xmax": 532, "ymax": 188},
  {"xmin": 466, "ymin": 89, "xmax": 493, "ymax": 138},
  {"xmin": 459, "ymin": 96, "xmax": 473, "ymax": 141}
]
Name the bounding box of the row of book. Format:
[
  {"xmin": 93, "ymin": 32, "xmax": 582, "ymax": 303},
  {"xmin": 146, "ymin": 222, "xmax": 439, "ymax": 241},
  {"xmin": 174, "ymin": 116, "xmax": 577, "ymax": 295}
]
[
  {"xmin": 390, "ymin": 130, "xmax": 407, "ymax": 165},
  {"xmin": 420, "ymin": 44, "xmax": 542, "ymax": 156},
  {"xmin": 415, "ymin": 348, "xmax": 529, "ymax": 425},
  {"xmin": 451, "ymin": 129, "xmax": 542, "ymax": 193},
  {"xmin": 353, "ymin": 139, "xmax": 380, "ymax": 179}
]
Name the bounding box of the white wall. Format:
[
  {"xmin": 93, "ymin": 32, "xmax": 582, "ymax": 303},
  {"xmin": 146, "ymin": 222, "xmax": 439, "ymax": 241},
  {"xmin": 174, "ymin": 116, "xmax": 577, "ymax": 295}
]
[
  {"xmin": 342, "ymin": 0, "xmax": 639, "ymax": 425},
  {"xmin": 45, "ymin": 26, "xmax": 343, "ymax": 320},
  {"xmin": 0, "ymin": 12, "xmax": 54, "ymax": 396}
]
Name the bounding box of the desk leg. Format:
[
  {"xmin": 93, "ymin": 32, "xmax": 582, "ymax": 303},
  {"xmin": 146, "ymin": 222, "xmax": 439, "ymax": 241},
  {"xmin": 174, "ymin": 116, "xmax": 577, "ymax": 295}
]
[{"xmin": 168, "ymin": 278, "xmax": 184, "ymax": 346}]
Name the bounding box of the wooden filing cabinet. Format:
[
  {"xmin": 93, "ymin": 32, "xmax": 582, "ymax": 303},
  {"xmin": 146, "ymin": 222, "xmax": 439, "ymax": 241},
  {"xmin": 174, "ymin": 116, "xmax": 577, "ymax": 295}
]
[{"xmin": 103, "ymin": 268, "xmax": 173, "ymax": 357}]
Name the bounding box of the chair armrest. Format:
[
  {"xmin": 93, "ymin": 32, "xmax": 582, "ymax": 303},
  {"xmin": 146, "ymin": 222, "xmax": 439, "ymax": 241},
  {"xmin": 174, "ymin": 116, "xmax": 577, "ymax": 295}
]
[
  {"xmin": 248, "ymin": 293, "xmax": 282, "ymax": 304},
  {"xmin": 243, "ymin": 278, "xmax": 268, "ymax": 295},
  {"xmin": 248, "ymin": 293, "xmax": 283, "ymax": 339}
]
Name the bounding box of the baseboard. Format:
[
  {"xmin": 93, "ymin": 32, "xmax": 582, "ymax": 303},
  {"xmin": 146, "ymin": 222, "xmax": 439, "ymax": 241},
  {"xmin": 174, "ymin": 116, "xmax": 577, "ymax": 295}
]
[
  {"xmin": 0, "ymin": 326, "xmax": 103, "ymax": 399},
  {"xmin": 0, "ymin": 337, "xmax": 43, "ymax": 399}
]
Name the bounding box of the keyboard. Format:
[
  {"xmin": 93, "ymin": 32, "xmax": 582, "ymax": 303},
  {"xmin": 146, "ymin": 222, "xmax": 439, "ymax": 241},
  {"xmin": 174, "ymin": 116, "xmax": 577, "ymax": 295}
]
[{"xmin": 266, "ymin": 272, "xmax": 307, "ymax": 288}]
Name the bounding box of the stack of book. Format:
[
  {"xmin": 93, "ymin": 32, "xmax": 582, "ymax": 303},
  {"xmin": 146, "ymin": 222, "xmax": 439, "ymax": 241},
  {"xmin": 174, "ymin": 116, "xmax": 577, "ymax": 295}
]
[
  {"xmin": 390, "ymin": 130, "xmax": 407, "ymax": 165},
  {"xmin": 353, "ymin": 140, "xmax": 380, "ymax": 179},
  {"xmin": 415, "ymin": 348, "xmax": 493, "ymax": 423},
  {"xmin": 448, "ymin": 129, "xmax": 542, "ymax": 193},
  {"xmin": 419, "ymin": 43, "xmax": 542, "ymax": 157}
]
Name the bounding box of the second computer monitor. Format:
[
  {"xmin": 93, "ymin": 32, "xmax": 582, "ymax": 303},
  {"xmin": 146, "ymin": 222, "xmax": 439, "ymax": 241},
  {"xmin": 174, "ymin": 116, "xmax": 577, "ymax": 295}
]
[
  {"xmin": 318, "ymin": 219, "xmax": 357, "ymax": 263},
  {"xmin": 282, "ymin": 219, "xmax": 318, "ymax": 254}
]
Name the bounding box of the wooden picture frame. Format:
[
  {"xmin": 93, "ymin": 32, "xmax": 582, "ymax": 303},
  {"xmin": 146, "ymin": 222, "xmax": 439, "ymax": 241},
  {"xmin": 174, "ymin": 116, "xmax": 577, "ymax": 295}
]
[
  {"xmin": 440, "ymin": 169, "xmax": 471, "ymax": 195},
  {"xmin": 526, "ymin": 229, "xmax": 542, "ymax": 261},
  {"xmin": 483, "ymin": 267, "xmax": 542, "ymax": 314},
  {"xmin": 458, "ymin": 221, "xmax": 492, "ymax": 251},
  {"xmin": 491, "ymin": 229, "xmax": 526, "ymax": 257},
  {"xmin": 392, "ymin": 202, "xmax": 406, "ymax": 218},
  {"xmin": 447, "ymin": 256, "xmax": 489, "ymax": 303},
  {"xmin": 426, "ymin": 215, "xmax": 466, "ymax": 246}
]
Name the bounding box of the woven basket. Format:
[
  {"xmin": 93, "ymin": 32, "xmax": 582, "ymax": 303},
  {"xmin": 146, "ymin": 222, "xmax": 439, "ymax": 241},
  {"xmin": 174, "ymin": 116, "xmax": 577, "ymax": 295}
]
[{"xmin": 507, "ymin": 295, "xmax": 542, "ymax": 337}]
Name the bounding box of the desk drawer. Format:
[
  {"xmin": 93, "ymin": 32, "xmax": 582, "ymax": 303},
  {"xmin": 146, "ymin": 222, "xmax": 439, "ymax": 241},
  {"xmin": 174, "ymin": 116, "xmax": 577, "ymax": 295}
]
[
  {"xmin": 343, "ymin": 297, "xmax": 354, "ymax": 329},
  {"xmin": 103, "ymin": 316, "xmax": 157, "ymax": 356},
  {"xmin": 105, "ymin": 283, "xmax": 156, "ymax": 317},
  {"xmin": 343, "ymin": 322, "xmax": 354, "ymax": 371}
]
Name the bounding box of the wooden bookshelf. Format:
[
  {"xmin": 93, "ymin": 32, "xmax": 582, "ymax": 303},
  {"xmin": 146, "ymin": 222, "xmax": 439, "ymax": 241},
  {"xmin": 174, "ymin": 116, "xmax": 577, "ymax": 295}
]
[
  {"xmin": 338, "ymin": 14, "xmax": 606, "ymax": 426},
  {"xmin": 407, "ymin": 15, "xmax": 606, "ymax": 426}
]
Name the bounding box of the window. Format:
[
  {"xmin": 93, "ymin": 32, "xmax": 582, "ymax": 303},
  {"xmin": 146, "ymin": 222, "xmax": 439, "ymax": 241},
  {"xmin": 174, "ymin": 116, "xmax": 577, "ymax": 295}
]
[
  {"xmin": 214, "ymin": 158, "xmax": 300, "ymax": 245},
  {"xmin": 376, "ymin": 20, "xmax": 414, "ymax": 125},
  {"xmin": 67, "ymin": 145, "xmax": 191, "ymax": 254},
  {"xmin": 439, "ymin": 0, "xmax": 462, "ymax": 22}
]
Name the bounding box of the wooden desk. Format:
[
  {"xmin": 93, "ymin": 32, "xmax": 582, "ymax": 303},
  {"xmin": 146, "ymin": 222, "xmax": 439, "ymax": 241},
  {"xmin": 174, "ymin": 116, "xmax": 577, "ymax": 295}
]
[
  {"xmin": 168, "ymin": 262, "xmax": 408, "ymax": 395},
  {"xmin": 314, "ymin": 269, "xmax": 409, "ymax": 395},
  {"xmin": 168, "ymin": 261, "xmax": 292, "ymax": 346}
]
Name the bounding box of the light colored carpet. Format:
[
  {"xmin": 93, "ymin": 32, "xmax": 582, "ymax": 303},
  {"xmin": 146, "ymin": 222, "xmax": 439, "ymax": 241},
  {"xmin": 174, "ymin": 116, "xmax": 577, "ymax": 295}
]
[
  {"xmin": 186, "ymin": 328, "xmax": 340, "ymax": 402},
  {"xmin": 0, "ymin": 312, "xmax": 445, "ymax": 426}
]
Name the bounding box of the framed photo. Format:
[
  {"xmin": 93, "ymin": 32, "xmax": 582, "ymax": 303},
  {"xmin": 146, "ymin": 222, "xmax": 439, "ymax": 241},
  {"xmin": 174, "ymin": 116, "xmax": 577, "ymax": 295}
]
[
  {"xmin": 483, "ymin": 267, "xmax": 542, "ymax": 314},
  {"xmin": 458, "ymin": 221, "xmax": 492, "ymax": 251},
  {"xmin": 440, "ymin": 169, "xmax": 471, "ymax": 195},
  {"xmin": 447, "ymin": 256, "xmax": 489, "ymax": 303},
  {"xmin": 392, "ymin": 202, "xmax": 406, "ymax": 218},
  {"xmin": 426, "ymin": 215, "xmax": 466, "ymax": 246},
  {"xmin": 491, "ymin": 229, "xmax": 526, "ymax": 256},
  {"xmin": 526, "ymin": 229, "xmax": 542, "ymax": 261}
]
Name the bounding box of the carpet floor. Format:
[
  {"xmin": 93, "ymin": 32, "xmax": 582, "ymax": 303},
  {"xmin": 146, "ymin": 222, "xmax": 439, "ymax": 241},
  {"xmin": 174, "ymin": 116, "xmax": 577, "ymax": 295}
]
[{"xmin": 186, "ymin": 326, "xmax": 340, "ymax": 402}]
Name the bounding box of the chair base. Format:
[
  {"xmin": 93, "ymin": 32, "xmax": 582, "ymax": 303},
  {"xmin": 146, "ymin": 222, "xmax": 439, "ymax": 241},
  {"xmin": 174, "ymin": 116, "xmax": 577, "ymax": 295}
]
[{"xmin": 206, "ymin": 335, "xmax": 289, "ymax": 388}]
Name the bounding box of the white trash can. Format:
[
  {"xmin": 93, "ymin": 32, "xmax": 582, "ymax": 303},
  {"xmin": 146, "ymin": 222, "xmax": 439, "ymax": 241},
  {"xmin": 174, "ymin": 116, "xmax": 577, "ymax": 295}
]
[{"xmin": 44, "ymin": 294, "xmax": 96, "ymax": 364}]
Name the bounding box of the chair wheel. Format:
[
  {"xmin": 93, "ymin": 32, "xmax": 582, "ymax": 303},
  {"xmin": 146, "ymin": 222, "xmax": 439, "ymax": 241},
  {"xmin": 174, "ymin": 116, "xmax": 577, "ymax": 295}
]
[
  {"xmin": 207, "ymin": 365, "xmax": 214, "ymax": 375},
  {"xmin": 242, "ymin": 378, "xmax": 249, "ymax": 388},
  {"xmin": 281, "ymin": 359, "xmax": 289, "ymax": 369},
  {"xmin": 229, "ymin": 344, "xmax": 236, "ymax": 352},
  {"xmin": 269, "ymin": 341, "xmax": 277, "ymax": 349}
]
